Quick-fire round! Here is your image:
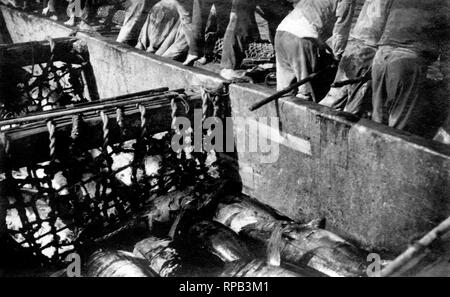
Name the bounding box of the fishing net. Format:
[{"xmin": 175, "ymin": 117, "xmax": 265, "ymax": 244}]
[
  {"xmin": 0, "ymin": 44, "xmax": 90, "ymax": 120},
  {"xmin": 112, "ymin": 9, "xmax": 125, "ymax": 26},
  {"xmin": 96, "ymin": 4, "xmax": 116, "ymax": 19},
  {"xmin": 0, "ymin": 86, "xmax": 230, "ymax": 268},
  {"xmin": 212, "ymin": 38, "xmax": 275, "ymax": 63}
]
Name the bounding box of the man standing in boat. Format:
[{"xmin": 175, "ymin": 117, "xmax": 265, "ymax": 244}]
[
  {"xmin": 179, "ymin": 0, "xmax": 238, "ymax": 67},
  {"xmin": 116, "ymin": 0, "xmax": 157, "ymax": 45},
  {"xmin": 218, "ymin": 0, "xmax": 295, "ymax": 80},
  {"xmin": 370, "ymin": 0, "xmax": 449, "ymax": 135},
  {"xmin": 319, "ymin": 0, "xmax": 393, "ymax": 117},
  {"xmin": 274, "ymin": 0, "xmax": 356, "ymax": 102}
]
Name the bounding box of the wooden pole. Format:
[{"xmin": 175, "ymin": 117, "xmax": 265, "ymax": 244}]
[
  {"xmin": 380, "ymin": 216, "xmax": 450, "ymax": 277},
  {"xmin": 0, "ymin": 94, "xmax": 202, "ymax": 170}
]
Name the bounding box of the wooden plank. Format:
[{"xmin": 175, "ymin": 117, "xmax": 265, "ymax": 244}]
[{"xmin": 0, "ymin": 37, "xmax": 88, "ymax": 66}]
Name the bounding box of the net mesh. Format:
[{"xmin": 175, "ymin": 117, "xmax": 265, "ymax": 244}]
[
  {"xmin": 1, "ymin": 87, "xmax": 229, "ymax": 268},
  {"xmin": 0, "ymin": 59, "xmax": 89, "ymax": 120},
  {"xmin": 213, "ymin": 38, "xmax": 275, "ymax": 63}
]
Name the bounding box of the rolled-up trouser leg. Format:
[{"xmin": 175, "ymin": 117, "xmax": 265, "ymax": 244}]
[
  {"xmin": 116, "ymin": 0, "xmax": 154, "ymax": 44},
  {"xmin": 321, "ymin": 40, "xmax": 376, "ymax": 115},
  {"xmin": 372, "ymin": 46, "xmax": 426, "ymax": 130},
  {"xmin": 220, "ymin": 0, "xmax": 256, "ymax": 70}
]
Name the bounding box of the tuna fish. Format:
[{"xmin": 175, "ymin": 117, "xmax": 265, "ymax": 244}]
[
  {"xmin": 215, "ymin": 195, "xmax": 368, "ymax": 277},
  {"xmin": 133, "ymin": 236, "xmax": 223, "ymax": 277},
  {"xmin": 219, "ymin": 224, "xmax": 323, "ymax": 277},
  {"xmin": 241, "ymin": 221, "xmax": 367, "ymax": 277},
  {"xmin": 85, "ymin": 249, "xmax": 158, "ymax": 277},
  {"xmin": 141, "ymin": 179, "xmax": 235, "ymax": 234},
  {"xmin": 186, "ymin": 220, "xmax": 253, "ymax": 263},
  {"xmin": 131, "ymin": 220, "xmax": 323, "ymax": 277},
  {"xmin": 214, "ymin": 194, "xmax": 294, "ymax": 234}
]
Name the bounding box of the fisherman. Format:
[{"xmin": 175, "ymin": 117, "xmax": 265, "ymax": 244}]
[
  {"xmin": 275, "ymin": 0, "xmax": 356, "ymax": 102},
  {"xmin": 371, "ymin": 0, "xmax": 449, "ymax": 135},
  {"xmin": 135, "ymin": 0, "xmax": 189, "ymax": 61},
  {"xmin": 319, "ymin": 0, "xmax": 393, "ymax": 117},
  {"xmin": 179, "ymin": 0, "xmax": 234, "ymax": 67},
  {"xmin": 218, "ymin": 0, "xmax": 261, "ymax": 80},
  {"xmin": 219, "ymin": 0, "xmax": 297, "ymax": 80},
  {"xmin": 116, "ymin": 0, "xmax": 156, "ymax": 45},
  {"xmin": 254, "ymin": 0, "xmax": 298, "ymax": 43}
]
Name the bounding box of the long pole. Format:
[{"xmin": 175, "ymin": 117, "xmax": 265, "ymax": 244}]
[
  {"xmin": 380, "ymin": 216, "xmax": 450, "ymax": 277},
  {"xmin": 249, "ymin": 70, "xmax": 324, "ymax": 112}
]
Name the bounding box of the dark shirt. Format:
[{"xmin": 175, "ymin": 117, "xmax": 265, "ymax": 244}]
[
  {"xmin": 350, "ymin": 0, "xmax": 394, "ymax": 46},
  {"xmin": 378, "ymin": 0, "xmax": 450, "ymax": 57}
]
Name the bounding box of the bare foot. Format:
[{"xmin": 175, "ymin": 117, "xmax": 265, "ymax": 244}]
[
  {"xmin": 64, "ymin": 16, "xmax": 76, "ymax": 27},
  {"xmin": 183, "ymin": 54, "xmax": 199, "ymax": 66},
  {"xmin": 196, "ymin": 56, "xmax": 208, "ymax": 65},
  {"xmin": 295, "ymin": 93, "xmax": 312, "ymax": 100},
  {"xmin": 220, "ymin": 68, "xmax": 247, "ymax": 80},
  {"xmin": 78, "ymin": 20, "xmax": 95, "ymax": 32}
]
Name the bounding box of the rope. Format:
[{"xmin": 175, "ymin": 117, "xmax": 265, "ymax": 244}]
[
  {"xmin": 116, "ymin": 107, "xmax": 125, "ymax": 135},
  {"xmin": 70, "ymin": 114, "xmax": 83, "ymax": 141},
  {"xmin": 139, "ymin": 104, "xmax": 147, "ymax": 141},
  {"xmin": 100, "ymin": 111, "xmax": 110, "ymax": 151},
  {"xmin": 47, "ymin": 120, "xmax": 57, "ymax": 162}
]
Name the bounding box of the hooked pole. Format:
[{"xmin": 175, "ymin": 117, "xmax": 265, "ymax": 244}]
[
  {"xmin": 249, "ymin": 63, "xmax": 337, "ymax": 112},
  {"xmin": 248, "ymin": 70, "xmax": 324, "ymax": 112},
  {"xmin": 379, "ymin": 216, "xmax": 450, "ymax": 277}
]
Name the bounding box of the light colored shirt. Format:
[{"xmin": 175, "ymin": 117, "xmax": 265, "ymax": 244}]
[{"xmin": 277, "ymin": 0, "xmax": 356, "ymax": 58}]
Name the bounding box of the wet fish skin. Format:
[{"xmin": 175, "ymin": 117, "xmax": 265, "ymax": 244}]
[
  {"xmin": 142, "ymin": 179, "xmax": 237, "ymax": 234},
  {"xmin": 186, "ymin": 220, "xmax": 253, "ymax": 263},
  {"xmin": 220, "ymin": 260, "xmax": 303, "ymax": 277},
  {"xmin": 133, "ymin": 236, "xmax": 223, "ymax": 277},
  {"xmin": 133, "ymin": 237, "xmax": 182, "ymax": 277},
  {"xmin": 214, "ymin": 195, "xmax": 294, "ymax": 234},
  {"xmin": 241, "ymin": 221, "xmax": 368, "ymax": 277},
  {"xmin": 142, "ymin": 190, "xmax": 195, "ymax": 232},
  {"xmin": 85, "ymin": 249, "xmax": 158, "ymax": 277},
  {"xmin": 215, "ymin": 196, "xmax": 368, "ymax": 277}
]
